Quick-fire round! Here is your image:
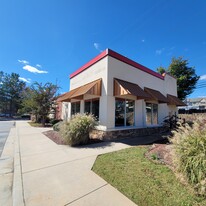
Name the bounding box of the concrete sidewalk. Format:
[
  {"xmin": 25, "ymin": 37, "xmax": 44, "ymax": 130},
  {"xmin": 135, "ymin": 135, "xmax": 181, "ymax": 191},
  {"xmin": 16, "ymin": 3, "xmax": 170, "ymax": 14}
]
[{"xmin": 6, "ymin": 121, "xmax": 139, "ymax": 206}]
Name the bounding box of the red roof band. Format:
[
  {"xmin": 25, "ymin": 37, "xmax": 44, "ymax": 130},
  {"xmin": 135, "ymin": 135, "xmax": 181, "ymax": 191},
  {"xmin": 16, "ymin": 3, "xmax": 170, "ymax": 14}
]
[{"xmin": 70, "ymin": 49, "xmax": 165, "ymax": 80}]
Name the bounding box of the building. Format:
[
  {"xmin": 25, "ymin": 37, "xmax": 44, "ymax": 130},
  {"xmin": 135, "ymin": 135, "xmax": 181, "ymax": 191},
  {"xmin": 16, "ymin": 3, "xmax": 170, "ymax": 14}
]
[
  {"xmin": 185, "ymin": 98, "xmax": 206, "ymax": 110},
  {"xmin": 58, "ymin": 49, "xmax": 185, "ymax": 139},
  {"xmin": 178, "ymin": 98, "xmax": 206, "ymax": 113}
]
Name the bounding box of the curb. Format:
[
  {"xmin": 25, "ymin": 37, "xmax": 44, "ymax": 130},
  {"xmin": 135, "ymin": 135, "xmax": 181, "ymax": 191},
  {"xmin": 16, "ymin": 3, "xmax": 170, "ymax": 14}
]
[
  {"xmin": 12, "ymin": 122, "xmax": 25, "ymax": 206},
  {"xmin": 0, "ymin": 121, "xmax": 25, "ymax": 206},
  {"xmin": 0, "ymin": 123, "xmax": 15, "ymax": 206}
]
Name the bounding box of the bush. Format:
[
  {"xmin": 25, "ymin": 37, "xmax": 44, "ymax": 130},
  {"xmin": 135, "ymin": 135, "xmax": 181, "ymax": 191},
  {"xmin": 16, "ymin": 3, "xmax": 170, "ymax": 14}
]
[
  {"xmin": 171, "ymin": 116, "xmax": 206, "ymax": 196},
  {"xmin": 53, "ymin": 121, "xmax": 63, "ymax": 131},
  {"xmin": 163, "ymin": 114, "xmax": 180, "ymax": 130},
  {"xmin": 59, "ymin": 113, "xmax": 97, "ymax": 146}
]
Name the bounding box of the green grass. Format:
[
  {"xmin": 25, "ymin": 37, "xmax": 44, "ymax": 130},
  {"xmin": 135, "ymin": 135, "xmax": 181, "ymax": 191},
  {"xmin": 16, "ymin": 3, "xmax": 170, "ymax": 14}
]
[
  {"xmin": 28, "ymin": 122, "xmax": 52, "ymax": 127},
  {"xmin": 92, "ymin": 147, "xmax": 206, "ymax": 206},
  {"xmin": 28, "ymin": 122, "xmax": 42, "ymax": 127}
]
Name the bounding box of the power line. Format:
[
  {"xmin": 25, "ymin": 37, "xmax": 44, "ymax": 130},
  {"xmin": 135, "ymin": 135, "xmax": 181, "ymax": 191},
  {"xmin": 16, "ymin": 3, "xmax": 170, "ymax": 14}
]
[
  {"xmin": 196, "ymin": 84, "xmax": 206, "ymax": 87},
  {"xmin": 196, "ymin": 83, "xmax": 206, "ymax": 86},
  {"xmin": 196, "ymin": 84, "xmax": 206, "ymax": 86},
  {"xmin": 194, "ymin": 86, "xmax": 206, "ymax": 89}
]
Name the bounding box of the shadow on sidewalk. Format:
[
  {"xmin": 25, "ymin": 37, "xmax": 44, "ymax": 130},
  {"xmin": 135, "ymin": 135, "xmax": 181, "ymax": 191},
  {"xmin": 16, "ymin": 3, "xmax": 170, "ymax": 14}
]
[
  {"xmin": 112, "ymin": 132, "xmax": 171, "ymax": 146},
  {"xmin": 77, "ymin": 141, "xmax": 113, "ymax": 149}
]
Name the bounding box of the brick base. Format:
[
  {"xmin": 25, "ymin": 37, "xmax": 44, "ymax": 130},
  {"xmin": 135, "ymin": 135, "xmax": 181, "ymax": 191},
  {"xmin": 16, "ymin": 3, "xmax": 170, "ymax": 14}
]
[{"xmin": 89, "ymin": 127, "xmax": 168, "ymax": 141}]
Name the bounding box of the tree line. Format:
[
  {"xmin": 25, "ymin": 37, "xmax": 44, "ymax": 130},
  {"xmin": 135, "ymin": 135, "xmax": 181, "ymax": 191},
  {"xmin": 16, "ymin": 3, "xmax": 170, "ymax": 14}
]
[{"xmin": 0, "ymin": 71, "xmax": 58, "ymax": 126}]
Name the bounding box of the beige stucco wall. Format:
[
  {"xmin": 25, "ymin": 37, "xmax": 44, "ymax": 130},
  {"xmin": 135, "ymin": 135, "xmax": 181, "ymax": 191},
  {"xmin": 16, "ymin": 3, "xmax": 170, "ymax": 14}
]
[{"xmin": 164, "ymin": 74, "xmax": 177, "ymax": 96}]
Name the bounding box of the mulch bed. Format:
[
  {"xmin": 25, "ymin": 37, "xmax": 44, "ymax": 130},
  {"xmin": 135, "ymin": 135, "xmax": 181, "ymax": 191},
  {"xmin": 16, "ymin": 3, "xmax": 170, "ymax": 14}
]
[
  {"xmin": 43, "ymin": 130, "xmax": 103, "ymax": 145},
  {"xmin": 43, "ymin": 130, "xmax": 66, "ymax": 145},
  {"xmin": 145, "ymin": 143, "xmax": 174, "ymax": 169}
]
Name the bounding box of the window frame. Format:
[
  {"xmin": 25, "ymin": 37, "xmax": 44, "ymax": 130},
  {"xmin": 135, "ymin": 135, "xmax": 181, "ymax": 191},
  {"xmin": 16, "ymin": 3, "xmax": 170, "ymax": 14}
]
[
  {"xmin": 71, "ymin": 101, "xmax": 80, "ymax": 116},
  {"xmin": 84, "ymin": 98, "xmax": 100, "ymax": 119},
  {"xmin": 115, "ymin": 98, "xmax": 135, "ymax": 127},
  {"xmin": 146, "ymin": 102, "xmax": 158, "ymax": 125}
]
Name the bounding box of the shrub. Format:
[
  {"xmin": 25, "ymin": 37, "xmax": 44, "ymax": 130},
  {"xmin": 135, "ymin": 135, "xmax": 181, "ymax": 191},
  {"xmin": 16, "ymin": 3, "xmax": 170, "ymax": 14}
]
[
  {"xmin": 59, "ymin": 113, "xmax": 97, "ymax": 146},
  {"xmin": 59, "ymin": 121, "xmax": 70, "ymax": 137},
  {"xmin": 163, "ymin": 114, "xmax": 180, "ymax": 130},
  {"xmin": 53, "ymin": 121, "xmax": 63, "ymax": 131},
  {"xmin": 171, "ymin": 116, "xmax": 206, "ymax": 196}
]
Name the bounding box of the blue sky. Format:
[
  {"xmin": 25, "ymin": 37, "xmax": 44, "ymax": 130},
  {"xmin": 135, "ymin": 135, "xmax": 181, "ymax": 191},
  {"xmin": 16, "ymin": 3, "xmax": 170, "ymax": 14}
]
[{"xmin": 0, "ymin": 0, "xmax": 206, "ymax": 98}]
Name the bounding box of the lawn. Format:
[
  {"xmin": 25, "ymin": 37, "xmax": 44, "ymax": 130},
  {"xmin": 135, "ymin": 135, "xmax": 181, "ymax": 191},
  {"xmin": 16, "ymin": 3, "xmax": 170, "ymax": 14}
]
[{"xmin": 92, "ymin": 146, "xmax": 206, "ymax": 206}]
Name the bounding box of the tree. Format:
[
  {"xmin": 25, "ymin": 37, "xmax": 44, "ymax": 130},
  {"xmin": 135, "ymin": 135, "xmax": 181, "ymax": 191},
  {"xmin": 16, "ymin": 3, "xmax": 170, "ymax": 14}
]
[
  {"xmin": 20, "ymin": 87, "xmax": 38, "ymax": 116},
  {"xmin": 21, "ymin": 82, "xmax": 59, "ymax": 126},
  {"xmin": 157, "ymin": 57, "xmax": 199, "ymax": 100},
  {"xmin": 0, "ymin": 71, "xmax": 26, "ymax": 116},
  {"xmin": 156, "ymin": 66, "xmax": 166, "ymax": 75}
]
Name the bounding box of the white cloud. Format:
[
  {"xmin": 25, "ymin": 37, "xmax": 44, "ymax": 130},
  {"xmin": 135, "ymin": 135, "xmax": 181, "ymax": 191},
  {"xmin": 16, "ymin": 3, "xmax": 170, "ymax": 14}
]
[
  {"xmin": 18, "ymin": 59, "xmax": 46, "ymax": 74},
  {"xmin": 36, "ymin": 64, "xmax": 42, "ymax": 68},
  {"xmin": 18, "ymin": 59, "xmax": 29, "ymax": 64},
  {"xmin": 93, "ymin": 42, "xmax": 103, "ymax": 52},
  {"xmin": 19, "ymin": 77, "xmax": 31, "ymax": 83},
  {"xmin": 23, "ymin": 65, "xmax": 48, "ymax": 74},
  {"xmin": 94, "ymin": 42, "xmax": 99, "ymax": 50},
  {"xmin": 155, "ymin": 48, "xmax": 165, "ymax": 55},
  {"xmin": 200, "ymin": 74, "xmax": 206, "ymax": 80}
]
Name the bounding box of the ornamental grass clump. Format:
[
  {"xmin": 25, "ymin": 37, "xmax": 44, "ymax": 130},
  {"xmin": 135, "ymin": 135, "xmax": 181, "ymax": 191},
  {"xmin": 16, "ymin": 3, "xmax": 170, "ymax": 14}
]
[
  {"xmin": 171, "ymin": 116, "xmax": 206, "ymax": 197},
  {"xmin": 53, "ymin": 121, "xmax": 63, "ymax": 131},
  {"xmin": 59, "ymin": 113, "xmax": 97, "ymax": 146}
]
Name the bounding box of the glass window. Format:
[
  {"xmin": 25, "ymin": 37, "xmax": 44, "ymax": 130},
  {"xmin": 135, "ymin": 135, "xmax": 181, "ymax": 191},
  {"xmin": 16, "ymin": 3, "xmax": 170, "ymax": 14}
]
[
  {"xmin": 146, "ymin": 103, "xmax": 152, "ymax": 125},
  {"xmin": 92, "ymin": 99, "xmax": 99, "ymax": 119},
  {"xmin": 84, "ymin": 99, "xmax": 99, "ymax": 119},
  {"xmin": 115, "ymin": 99, "xmax": 135, "ymax": 127},
  {"xmin": 152, "ymin": 104, "xmax": 158, "ymax": 124},
  {"xmin": 71, "ymin": 102, "xmax": 80, "ymax": 116},
  {"xmin": 71, "ymin": 103, "xmax": 75, "ymax": 116},
  {"xmin": 146, "ymin": 103, "xmax": 158, "ymax": 125},
  {"xmin": 126, "ymin": 100, "xmax": 135, "ymax": 126},
  {"xmin": 84, "ymin": 101, "xmax": 91, "ymax": 114},
  {"xmin": 115, "ymin": 99, "xmax": 125, "ymax": 127}
]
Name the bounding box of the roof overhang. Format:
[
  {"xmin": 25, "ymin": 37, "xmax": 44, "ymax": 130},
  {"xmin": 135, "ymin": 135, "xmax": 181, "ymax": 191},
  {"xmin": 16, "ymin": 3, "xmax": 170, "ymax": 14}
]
[
  {"xmin": 167, "ymin": 94, "xmax": 187, "ymax": 106},
  {"xmin": 114, "ymin": 78, "xmax": 150, "ymax": 99},
  {"xmin": 58, "ymin": 79, "xmax": 102, "ymax": 102},
  {"xmin": 144, "ymin": 87, "xmax": 169, "ymax": 103}
]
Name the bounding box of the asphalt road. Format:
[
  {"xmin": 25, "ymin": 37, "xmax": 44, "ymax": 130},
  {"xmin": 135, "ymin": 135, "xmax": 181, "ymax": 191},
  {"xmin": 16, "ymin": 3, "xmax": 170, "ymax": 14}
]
[{"xmin": 0, "ymin": 121, "xmax": 15, "ymax": 157}]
